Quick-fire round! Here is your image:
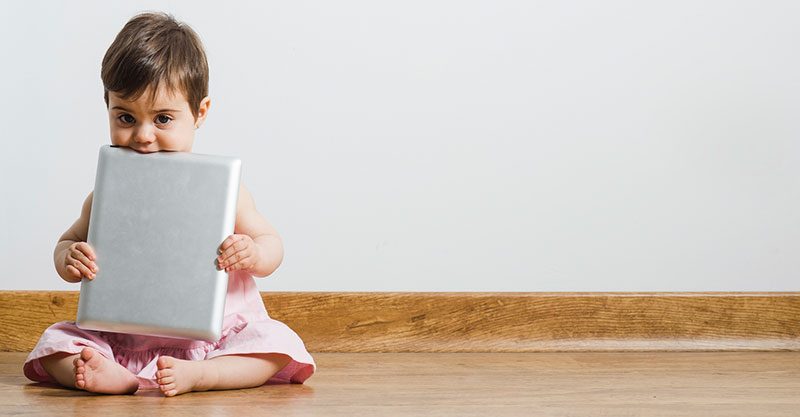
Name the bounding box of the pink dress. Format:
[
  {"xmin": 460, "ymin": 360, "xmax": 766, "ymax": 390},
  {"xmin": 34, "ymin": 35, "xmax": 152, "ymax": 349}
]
[{"xmin": 23, "ymin": 270, "xmax": 315, "ymax": 389}]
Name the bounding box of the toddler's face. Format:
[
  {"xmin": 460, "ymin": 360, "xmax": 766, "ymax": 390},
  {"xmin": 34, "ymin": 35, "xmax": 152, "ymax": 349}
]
[{"xmin": 107, "ymin": 85, "xmax": 209, "ymax": 153}]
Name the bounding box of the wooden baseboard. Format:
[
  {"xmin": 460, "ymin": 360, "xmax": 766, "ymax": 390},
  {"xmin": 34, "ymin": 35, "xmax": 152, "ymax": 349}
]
[{"xmin": 1, "ymin": 291, "xmax": 798, "ymax": 352}]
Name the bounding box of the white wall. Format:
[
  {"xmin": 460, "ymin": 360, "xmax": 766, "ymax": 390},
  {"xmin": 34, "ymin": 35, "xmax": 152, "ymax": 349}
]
[{"xmin": 1, "ymin": 1, "xmax": 798, "ymax": 291}]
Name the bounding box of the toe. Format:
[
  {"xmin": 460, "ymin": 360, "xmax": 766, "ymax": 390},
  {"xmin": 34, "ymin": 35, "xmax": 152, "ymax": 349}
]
[
  {"xmin": 80, "ymin": 347, "xmax": 95, "ymax": 362},
  {"xmin": 156, "ymin": 369, "xmax": 174, "ymax": 379},
  {"xmin": 157, "ymin": 356, "xmax": 175, "ymax": 370},
  {"xmin": 160, "ymin": 383, "xmax": 177, "ymax": 396},
  {"xmin": 158, "ymin": 376, "xmax": 175, "ymax": 385}
]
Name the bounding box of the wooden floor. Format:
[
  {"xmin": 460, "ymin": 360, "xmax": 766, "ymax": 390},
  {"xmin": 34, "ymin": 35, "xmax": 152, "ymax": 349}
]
[{"xmin": 2, "ymin": 352, "xmax": 799, "ymax": 416}]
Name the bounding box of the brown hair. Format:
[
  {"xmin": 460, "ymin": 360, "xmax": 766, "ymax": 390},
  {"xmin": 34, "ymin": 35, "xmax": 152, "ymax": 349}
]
[{"xmin": 101, "ymin": 12, "xmax": 209, "ymax": 119}]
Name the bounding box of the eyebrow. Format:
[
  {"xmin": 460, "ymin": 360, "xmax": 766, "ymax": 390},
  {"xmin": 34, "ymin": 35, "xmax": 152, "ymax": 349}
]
[{"xmin": 111, "ymin": 106, "xmax": 182, "ymax": 113}]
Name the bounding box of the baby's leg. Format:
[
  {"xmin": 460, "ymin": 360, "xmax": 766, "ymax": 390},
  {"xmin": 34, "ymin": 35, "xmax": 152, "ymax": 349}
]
[
  {"xmin": 40, "ymin": 347, "xmax": 139, "ymax": 394},
  {"xmin": 155, "ymin": 353, "xmax": 291, "ymax": 397},
  {"xmin": 40, "ymin": 352, "xmax": 80, "ymax": 388}
]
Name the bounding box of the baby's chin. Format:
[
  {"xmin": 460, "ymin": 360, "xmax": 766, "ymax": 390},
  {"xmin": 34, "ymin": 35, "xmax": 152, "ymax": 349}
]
[{"xmin": 114, "ymin": 145, "xmax": 192, "ymax": 154}]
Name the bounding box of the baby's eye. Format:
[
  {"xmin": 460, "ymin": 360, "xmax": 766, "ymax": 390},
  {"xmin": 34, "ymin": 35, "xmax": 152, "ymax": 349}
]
[
  {"xmin": 156, "ymin": 115, "xmax": 173, "ymax": 125},
  {"xmin": 118, "ymin": 114, "xmax": 135, "ymax": 124}
]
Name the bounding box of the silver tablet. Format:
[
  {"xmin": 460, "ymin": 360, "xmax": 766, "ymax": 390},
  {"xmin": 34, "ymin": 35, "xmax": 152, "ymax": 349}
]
[{"xmin": 76, "ymin": 145, "xmax": 241, "ymax": 341}]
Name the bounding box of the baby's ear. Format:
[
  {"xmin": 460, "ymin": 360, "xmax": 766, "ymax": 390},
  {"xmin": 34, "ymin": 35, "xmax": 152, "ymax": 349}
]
[{"xmin": 194, "ymin": 96, "xmax": 211, "ymax": 129}]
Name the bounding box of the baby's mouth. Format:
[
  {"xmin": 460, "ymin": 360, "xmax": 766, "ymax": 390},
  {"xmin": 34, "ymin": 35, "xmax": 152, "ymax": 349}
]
[{"xmin": 130, "ymin": 147, "xmax": 159, "ymax": 154}]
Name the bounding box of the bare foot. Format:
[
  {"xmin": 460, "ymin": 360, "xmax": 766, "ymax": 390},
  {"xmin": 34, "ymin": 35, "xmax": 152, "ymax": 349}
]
[
  {"xmin": 156, "ymin": 356, "xmax": 214, "ymax": 397},
  {"xmin": 73, "ymin": 347, "xmax": 139, "ymax": 394}
]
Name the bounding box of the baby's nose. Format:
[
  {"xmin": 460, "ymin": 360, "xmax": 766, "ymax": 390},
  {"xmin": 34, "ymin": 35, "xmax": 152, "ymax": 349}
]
[{"xmin": 133, "ymin": 126, "xmax": 156, "ymax": 144}]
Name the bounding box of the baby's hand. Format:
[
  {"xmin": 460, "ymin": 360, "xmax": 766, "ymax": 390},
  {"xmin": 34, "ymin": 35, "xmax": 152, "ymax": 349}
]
[
  {"xmin": 65, "ymin": 242, "xmax": 98, "ymax": 280},
  {"xmin": 217, "ymin": 234, "xmax": 259, "ymax": 273}
]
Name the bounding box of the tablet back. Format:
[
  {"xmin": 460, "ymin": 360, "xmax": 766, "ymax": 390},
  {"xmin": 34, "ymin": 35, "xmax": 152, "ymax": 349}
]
[{"xmin": 76, "ymin": 145, "xmax": 241, "ymax": 341}]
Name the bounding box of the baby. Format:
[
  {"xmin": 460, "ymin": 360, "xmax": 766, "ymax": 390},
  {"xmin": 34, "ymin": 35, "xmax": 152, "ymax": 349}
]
[{"xmin": 22, "ymin": 12, "xmax": 315, "ymax": 396}]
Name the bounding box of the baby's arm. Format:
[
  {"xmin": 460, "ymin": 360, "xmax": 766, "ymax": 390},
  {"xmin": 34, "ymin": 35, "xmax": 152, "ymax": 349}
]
[
  {"xmin": 54, "ymin": 192, "xmax": 98, "ymax": 283},
  {"xmin": 217, "ymin": 184, "xmax": 284, "ymax": 278}
]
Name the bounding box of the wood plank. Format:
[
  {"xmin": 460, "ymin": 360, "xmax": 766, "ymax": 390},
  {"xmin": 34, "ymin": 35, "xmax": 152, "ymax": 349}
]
[
  {"xmin": 2, "ymin": 351, "xmax": 800, "ymax": 416},
  {"xmin": 1, "ymin": 291, "xmax": 798, "ymax": 352}
]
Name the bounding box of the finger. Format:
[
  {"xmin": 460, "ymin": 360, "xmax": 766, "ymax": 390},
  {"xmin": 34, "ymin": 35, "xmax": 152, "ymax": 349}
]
[
  {"xmin": 227, "ymin": 255, "xmax": 255, "ymax": 272},
  {"xmin": 68, "ymin": 255, "xmax": 95, "ymax": 279},
  {"xmin": 66, "ymin": 264, "xmax": 84, "ymax": 280},
  {"xmin": 218, "ymin": 235, "xmax": 237, "ymax": 254},
  {"xmin": 219, "ymin": 235, "xmax": 245, "ymax": 255},
  {"xmin": 71, "ymin": 249, "xmax": 97, "ymax": 273},
  {"xmin": 219, "ymin": 237, "xmax": 249, "ymax": 264},
  {"xmin": 76, "ymin": 242, "xmax": 97, "ymax": 261},
  {"xmin": 69, "ymin": 262, "xmax": 93, "ymax": 280},
  {"xmin": 225, "ymin": 253, "xmax": 253, "ymax": 271},
  {"xmin": 219, "ymin": 245, "xmax": 251, "ymax": 269}
]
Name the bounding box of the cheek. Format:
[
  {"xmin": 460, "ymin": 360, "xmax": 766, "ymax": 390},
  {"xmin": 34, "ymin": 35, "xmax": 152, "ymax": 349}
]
[
  {"xmin": 161, "ymin": 125, "xmax": 193, "ymax": 145},
  {"xmin": 109, "ymin": 128, "xmax": 127, "ymax": 145}
]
